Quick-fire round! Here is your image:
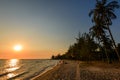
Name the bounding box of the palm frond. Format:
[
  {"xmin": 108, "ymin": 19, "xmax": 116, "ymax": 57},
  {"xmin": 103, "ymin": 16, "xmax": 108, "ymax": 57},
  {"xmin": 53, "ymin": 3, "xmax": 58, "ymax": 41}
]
[
  {"xmin": 89, "ymin": 10, "xmax": 94, "ymax": 17},
  {"xmin": 102, "ymin": 0, "xmax": 107, "ymax": 5},
  {"xmin": 106, "ymin": 1, "xmax": 120, "ymax": 9},
  {"xmin": 89, "ymin": 25, "xmax": 95, "ymax": 31},
  {"xmin": 102, "ymin": 25, "xmax": 108, "ymax": 30},
  {"xmin": 108, "ymin": 11, "xmax": 117, "ymax": 19}
]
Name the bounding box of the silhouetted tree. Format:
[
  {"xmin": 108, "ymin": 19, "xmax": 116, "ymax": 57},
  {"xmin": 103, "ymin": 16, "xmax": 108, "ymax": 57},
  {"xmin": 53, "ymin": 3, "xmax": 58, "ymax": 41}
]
[
  {"xmin": 52, "ymin": 33, "xmax": 101, "ymax": 61},
  {"xmin": 51, "ymin": 55, "xmax": 55, "ymax": 59},
  {"xmin": 89, "ymin": 0, "xmax": 120, "ymax": 62}
]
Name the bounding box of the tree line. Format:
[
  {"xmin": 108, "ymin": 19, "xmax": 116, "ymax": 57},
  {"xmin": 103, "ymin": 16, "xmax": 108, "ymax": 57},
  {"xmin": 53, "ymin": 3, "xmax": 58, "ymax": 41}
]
[
  {"xmin": 52, "ymin": 32, "xmax": 120, "ymax": 62},
  {"xmin": 51, "ymin": 0, "xmax": 120, "ymax": 63}
]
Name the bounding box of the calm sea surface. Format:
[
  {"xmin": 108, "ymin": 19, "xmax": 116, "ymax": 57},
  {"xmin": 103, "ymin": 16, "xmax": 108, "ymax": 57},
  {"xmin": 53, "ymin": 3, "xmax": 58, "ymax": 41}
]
[{"xmin": 0, "ymin": 59, "xmax": 58, "ymax": 80}]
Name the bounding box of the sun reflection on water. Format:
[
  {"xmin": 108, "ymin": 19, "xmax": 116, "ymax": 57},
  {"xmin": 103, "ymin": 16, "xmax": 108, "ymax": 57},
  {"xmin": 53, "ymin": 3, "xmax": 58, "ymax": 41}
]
[
  {"xmin": 9, "ymin": 59, "xmax": 19, "ymax": 67},
  {"xmin": 6, "ymin": 59, "xmax": 20, "ymax": 79},
  {"xmin": 7, "ymin": 73, "xmax": 15, "ymax": 78}
]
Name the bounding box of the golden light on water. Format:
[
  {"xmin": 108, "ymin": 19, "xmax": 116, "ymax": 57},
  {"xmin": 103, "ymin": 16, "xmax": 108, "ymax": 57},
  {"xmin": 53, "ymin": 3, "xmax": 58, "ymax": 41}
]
[
  {"xmin": 9, "ymin": 59, "xmax": 19, "ymax": 67},
  {"xmin": 13, "ymin": 44, "xmax": 22, "ymax": 51},
  {"xmin": 7, "ymin": 73, "xmax": 15, "ymax": 78},
  {"xmin": 6, "ymin": 59, "xmax": 19, "ymax": 72},
  {"xmin": 6, "ymin": 59, "xmax": 19, "ymax": 79},
  {"xmin": 6, "ymin": 67, "xmax": 19, "ymax": 72}
]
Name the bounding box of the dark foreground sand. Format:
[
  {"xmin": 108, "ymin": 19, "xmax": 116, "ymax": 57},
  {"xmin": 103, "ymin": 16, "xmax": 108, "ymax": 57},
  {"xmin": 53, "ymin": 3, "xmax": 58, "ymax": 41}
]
[{"xmin": 32, "ymin": 61, "xmax": 120, "ymax": 80}]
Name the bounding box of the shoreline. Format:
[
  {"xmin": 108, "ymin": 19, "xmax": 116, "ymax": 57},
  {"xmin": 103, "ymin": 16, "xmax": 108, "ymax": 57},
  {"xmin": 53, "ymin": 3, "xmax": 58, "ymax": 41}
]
[
  {"xmin": 31, "ymin": 60, "xmax": 61, "ymax": 80},
  {"xmin": 33, "ymin": 60, "xmax": 78, "ymax": 80},
  {"xmin": 32, "ymin": 60, "xmax": 120, "ymax": 80}
]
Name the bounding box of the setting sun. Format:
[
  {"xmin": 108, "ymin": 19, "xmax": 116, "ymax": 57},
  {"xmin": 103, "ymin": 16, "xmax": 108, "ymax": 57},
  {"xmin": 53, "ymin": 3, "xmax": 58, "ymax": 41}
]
[{"xmin": 13, "ymin": 45, "xmax": 22, "ymax": 51}]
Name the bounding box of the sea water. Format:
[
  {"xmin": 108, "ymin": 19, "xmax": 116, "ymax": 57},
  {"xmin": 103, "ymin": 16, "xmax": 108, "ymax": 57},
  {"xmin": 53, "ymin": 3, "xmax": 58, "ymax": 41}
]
[{"xmin": 0, "ymin": 59, "xmax": 59, "ymax": 80}]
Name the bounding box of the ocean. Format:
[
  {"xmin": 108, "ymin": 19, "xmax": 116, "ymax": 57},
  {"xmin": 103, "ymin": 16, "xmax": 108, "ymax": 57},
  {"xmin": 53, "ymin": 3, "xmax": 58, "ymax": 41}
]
[{"xmin": 0, "ymin": 59, "xmax": 59, "ymax": 80}]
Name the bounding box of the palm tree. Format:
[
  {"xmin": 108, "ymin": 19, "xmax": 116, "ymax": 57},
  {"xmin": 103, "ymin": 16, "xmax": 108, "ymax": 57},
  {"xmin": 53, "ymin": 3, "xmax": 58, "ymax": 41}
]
[
  {"xmin": 90, "ymin": 24, "xmax": 113, "ymax": 63},
  {"xmin": 89, "ymin": 0, "xmax": 120, "ymax": 61}
]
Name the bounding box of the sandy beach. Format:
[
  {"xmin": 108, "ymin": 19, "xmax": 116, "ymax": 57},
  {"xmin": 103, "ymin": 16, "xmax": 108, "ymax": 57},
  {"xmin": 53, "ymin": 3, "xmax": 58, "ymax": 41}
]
[{"xmin": 32, "ymin": 60, "xmax": 120, "ymax": 80}]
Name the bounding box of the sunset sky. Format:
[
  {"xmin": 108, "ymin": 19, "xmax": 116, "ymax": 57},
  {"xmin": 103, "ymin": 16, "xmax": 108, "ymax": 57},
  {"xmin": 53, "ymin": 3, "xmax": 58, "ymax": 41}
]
[{"xmin": 0, "ymin": 0, "xmax": 120, "ymax": 59}]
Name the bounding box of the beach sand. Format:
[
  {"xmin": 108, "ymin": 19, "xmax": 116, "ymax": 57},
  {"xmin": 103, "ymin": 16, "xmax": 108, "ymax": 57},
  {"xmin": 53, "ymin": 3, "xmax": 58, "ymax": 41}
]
[{"xmin": 33, "ymin": 61, "xmax": 120, "ymax": 80}]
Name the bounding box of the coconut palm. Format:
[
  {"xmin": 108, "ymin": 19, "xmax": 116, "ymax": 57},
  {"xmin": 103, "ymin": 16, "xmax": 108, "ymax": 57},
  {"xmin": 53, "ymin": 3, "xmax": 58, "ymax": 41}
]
[{"xmin": 89, "ymin": 0, "xmax": 120, "ymax": 61}]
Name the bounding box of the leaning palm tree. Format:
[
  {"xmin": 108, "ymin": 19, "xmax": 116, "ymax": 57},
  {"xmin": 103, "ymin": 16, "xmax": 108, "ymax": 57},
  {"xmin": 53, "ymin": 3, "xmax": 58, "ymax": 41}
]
[
  {"xmin": 90, "ymin": 24, "xmax": 109, "ymax": 62},
  {"xmin": 89, "ymin": 0, "xmax": 120, "ymax": 61}
]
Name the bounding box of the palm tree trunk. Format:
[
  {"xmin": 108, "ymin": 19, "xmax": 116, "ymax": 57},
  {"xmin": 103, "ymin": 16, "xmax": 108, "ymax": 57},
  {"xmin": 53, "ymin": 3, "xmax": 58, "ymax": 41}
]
[
  {"xmin": 101, "ymin": 35, "xmax": 110, "ymax": 63},
  {"xmin": 104, "ymin": 47, "xmax": 110, "ymax": 63},
  {"xmin": 108, "ymin": 27, "xmax": 120, "ymax": 62}
]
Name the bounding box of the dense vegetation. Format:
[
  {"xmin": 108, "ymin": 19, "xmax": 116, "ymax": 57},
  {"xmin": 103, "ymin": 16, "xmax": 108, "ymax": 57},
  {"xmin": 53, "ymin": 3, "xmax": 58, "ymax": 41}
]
[
  {"xmin": 52, "ymin": 32, "xmax": 120, "ymax": 61},
  {"xmin": 51, "ymin": 0, "xmax": 120, "ymax": 63}
]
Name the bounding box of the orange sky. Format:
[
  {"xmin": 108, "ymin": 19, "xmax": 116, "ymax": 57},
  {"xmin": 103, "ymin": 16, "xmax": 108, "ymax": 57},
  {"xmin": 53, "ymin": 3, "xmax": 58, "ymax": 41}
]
[
  {"xmin": 0, "ymin": 32, "xmax": 68, "ymax": 59},
  {"xmin": 0, "ymin": 42, "xmax": 66, "ymax": 59},
  {"xmin": 0, "ymin": 48, "xmax": 65, "ymax": 59}
]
